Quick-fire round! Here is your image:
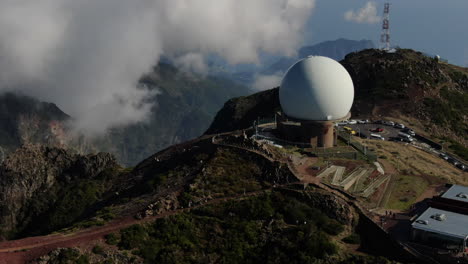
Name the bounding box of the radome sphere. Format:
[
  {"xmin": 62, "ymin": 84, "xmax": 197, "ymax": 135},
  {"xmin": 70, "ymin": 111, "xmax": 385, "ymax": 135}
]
[{"xmin": 279, "ymin": 56, "xmax": 354, "ymax": 121}]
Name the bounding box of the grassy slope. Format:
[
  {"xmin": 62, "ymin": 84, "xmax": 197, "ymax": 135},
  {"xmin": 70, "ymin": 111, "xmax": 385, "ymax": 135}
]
[
  {"xmin": 362, "ymin": 140, "xmax": 466, "ymax": 184},
  {"xmin": 386, "ymin": 175, "xmax": 429, "ymax": 210},
  {"xmin": 360, "ymin": 139, "xmax": 466, "ymax": 212},
  {"xmin": 109, "ymin": 191, "xmax": 343, "ymax": 264}
]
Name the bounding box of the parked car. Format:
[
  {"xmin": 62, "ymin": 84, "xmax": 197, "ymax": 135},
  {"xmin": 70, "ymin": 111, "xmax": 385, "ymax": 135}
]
[
  {"xmin": 398, "ymin": 132, "xmax": 412, "ymax": 139},
  {"xmin": 456, "ymin": 163, "xmax": 466, "ymax": 170},
  {"xmin": 370, "ymin": 133, "xmax": 385, "ymax": 140},
  {"xmin": 394, "ymin": 123, "xmax": 405, "ymax": 129},
  {"xmin": 336, "ymin": 121, "xmax": 348, "ymax": 126},
  {"xmin": 383, "ymin": 121, "xmax": 395, "ymax": 126},
  {"xmin": 374, "ymin": 120, "xmax": 383, "ymax": 124},
  {"xmin": 402, "ymin": 137, "xmax": 414, "ymax": 143},
  {"xmin": 348, "ymin": 119, "xmax": 357, "ymax": 125},
  {"xmin": 343, "ymin": 126, "xmax": 356, "ymax": 135},
  {"xmin": 401, "ymin": 128, "xmax": 416, "ymax": 136},
  {"xmin": 439, "ymin": 153, "xmax": 449, "ymax": 160},
  {"xmin": 371, "ymin": 127, "xmax": 384, "ymax": 133},
  {"xmin": 389, "ymin": 137, "xmax": 404, "ymax": 142},
  {"xmin": 357, "ymin": 120, "xmax": 367, "ymax": 124}
]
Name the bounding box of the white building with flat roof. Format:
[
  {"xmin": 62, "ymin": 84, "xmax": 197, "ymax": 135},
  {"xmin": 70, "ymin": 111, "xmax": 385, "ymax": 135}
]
[
  {"xmin": 441, "ymin": 185, "xmax": 468, "ymax": 203},
  {"xmin": 412, "ymin": 207, "xmax": 468, "ymax": 253}
]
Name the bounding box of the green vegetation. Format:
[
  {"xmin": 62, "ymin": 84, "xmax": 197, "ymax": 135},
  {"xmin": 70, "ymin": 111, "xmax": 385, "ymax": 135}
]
[
  {"xmin": 181, "ymin": 149, "xmax": 264, "ymax": 203},
  {"xmin": 448, "ymin": 71, "xmax": 468, "ymax": 85},
  {"xmin": 106, "ymin": 191, "xmax": 344, "ymax": 264},
  {"xmin": 342, "ymin": 233, "xmax": 361, "ymax": 244},
  {"xmin": 144, "ymin": 170, "xmax": 176, "ymax": 193},
  {"xmin": 105, "ymin": 233, "xmax": 120, "ymax": 246},
  {"xmin": 92, "ymin": 245, "xmax": 104, "ymax": 255},
  {"xmin": 15, "ymin": 166, "xmax": 124, "ymax": 238},
  {"xmin": 62, "ymin": 208, "xmax": 116, "ymax": 231},
  {"xmin": 386, "ymin": 175, "xmax": 429, "ymax": 210},
  {"xmin": 42, "ymin": 168, "xmax": 123, "ymax": 232},
  {"xmin": 448, "ymin": 141, "xmax": 468, "ymax": 161},
  {"xmin": 44, "ymin": 248, "xmax": 90, "ymax": 264},
  {"xmin": 424, "ymin": 87, "xmax": 468, "ymax": 135},
  {"xmin": 47, "ymin": 180, "xmax": 103, "ymax": 229}
]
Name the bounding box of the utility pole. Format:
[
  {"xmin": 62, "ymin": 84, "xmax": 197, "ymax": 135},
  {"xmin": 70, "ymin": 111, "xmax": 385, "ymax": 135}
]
[{"xmin": 380, "ymin": 3, "xmax": 391, "ymax": 51}]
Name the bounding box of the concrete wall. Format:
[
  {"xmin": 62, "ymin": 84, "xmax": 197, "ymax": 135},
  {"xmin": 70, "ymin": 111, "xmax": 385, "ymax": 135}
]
[{"xmin": 276, "ymin": 112, "xmax": 336, "ymax": 148}]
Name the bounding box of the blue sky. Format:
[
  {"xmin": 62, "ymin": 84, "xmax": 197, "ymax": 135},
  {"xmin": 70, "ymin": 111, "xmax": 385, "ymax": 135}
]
[{"xmin": 304, "ymin": 0, "xmax": 468, "ymax": 66}]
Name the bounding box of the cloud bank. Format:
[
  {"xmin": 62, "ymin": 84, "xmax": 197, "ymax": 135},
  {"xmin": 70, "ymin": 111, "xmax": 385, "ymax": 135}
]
[
  {"xmin": 252, "ymin": 73, "xmax": 283, "ymax": 91},
  {"xmin": 0, "ymin": 0, "xmax": 315, "ymax": 134},
  {"xmin": 344, "ymin": 1, "xmax": 380, "ymax": 24}
]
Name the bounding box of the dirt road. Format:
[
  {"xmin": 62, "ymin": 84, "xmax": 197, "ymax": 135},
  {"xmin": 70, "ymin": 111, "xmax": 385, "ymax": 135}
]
[{"xmin": 0, "ymin": 191, "xmax": 265, "ymax": 264}]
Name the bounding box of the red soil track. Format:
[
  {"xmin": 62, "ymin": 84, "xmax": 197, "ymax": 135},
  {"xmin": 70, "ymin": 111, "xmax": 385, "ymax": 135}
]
[
  {"xmin": 0, "ymin": 216, "xmax": 154, "ymax": 264},
  {"xmin": 0, "ymin": 191, "xmax": 264, "ymax": 264}
]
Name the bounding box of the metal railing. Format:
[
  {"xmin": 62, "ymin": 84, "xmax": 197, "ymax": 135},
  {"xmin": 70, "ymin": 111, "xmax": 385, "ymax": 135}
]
[{"xmin": 337, "ymin": 130, "xmax": 377, "ymax": 162}]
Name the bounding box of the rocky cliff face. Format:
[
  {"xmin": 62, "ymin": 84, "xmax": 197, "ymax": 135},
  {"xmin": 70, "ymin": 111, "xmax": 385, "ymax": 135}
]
[
  {"xmin": 0, "ymin": 145, "xmax": 118, "ymax": 239},
  {"xmin": 204, "ymin": 88, "xmax": 279, "ymax": 134},
  {"xmin": 0, "ymin": 93, "xmax": 69, "ymax": 159}
]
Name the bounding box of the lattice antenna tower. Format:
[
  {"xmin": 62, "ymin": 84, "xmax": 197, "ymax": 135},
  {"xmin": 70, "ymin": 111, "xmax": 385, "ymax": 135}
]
[{"xmin": 380, "ymin": 3, "xmax": 390, "ymax": 51}]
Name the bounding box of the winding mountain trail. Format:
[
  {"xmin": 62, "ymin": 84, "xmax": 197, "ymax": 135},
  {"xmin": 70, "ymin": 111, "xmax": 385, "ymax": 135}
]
[{"xmin": 0, "ymin": 188, "xmax": 271, "ymax": 264}]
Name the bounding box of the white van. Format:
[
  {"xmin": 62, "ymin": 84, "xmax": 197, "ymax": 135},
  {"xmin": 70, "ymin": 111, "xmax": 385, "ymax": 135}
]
[
  {"xmin": 370, "ymin": 133, "xmax": 385, "ymax": 140},
  {"xmin": 398, "ymin": 132, "xmax": 413, "ymax": 141},
  {"xmin": 336, "ymin": 121, "xmax": 348, "ymax": 126}
]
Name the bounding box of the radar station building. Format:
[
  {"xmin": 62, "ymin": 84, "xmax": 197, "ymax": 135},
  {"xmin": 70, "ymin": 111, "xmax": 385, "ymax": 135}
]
[
  {"xmin": 430, "ymin": 184, "xmax": 468, "ymax": 215},
  {"xmin": 276, "ymin": 56, "xmax": 354, "ymax": 148},
  {"xmin": 411, "ymin": 208, "xmax": 468, "ymax": 253},
  {"xmin": 411, "ymin": 185, "xmax": 468, "ymax": 253}
]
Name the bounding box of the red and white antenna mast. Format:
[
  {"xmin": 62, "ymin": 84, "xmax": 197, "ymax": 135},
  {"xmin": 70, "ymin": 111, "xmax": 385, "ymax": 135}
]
[{"xmin": 380, "ymin": 3, "xmax": 390, "ymax": 51}]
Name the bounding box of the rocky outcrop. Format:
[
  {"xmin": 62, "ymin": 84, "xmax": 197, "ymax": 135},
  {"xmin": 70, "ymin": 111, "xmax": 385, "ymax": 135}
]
[
  {"xmin": 279, "ymin": 188, "xmax": 355, "ymax": 225},
  {"xmin": 205, "ymin": 88, "xmax": 280, "ymax": 135},
  {"xmin": 0, "ymin": 93, "xmax": 69, "ymax": 154},
  {"xmin": 0, "ymin": 145, "xmax": 118, "ymax": 239},
  {"xmin": 302, "ymin": 190, "xmax": 355, "ymax": 225}
]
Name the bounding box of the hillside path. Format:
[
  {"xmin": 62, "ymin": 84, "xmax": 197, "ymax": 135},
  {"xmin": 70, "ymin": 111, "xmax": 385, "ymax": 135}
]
[{"xmin": 0, "ymin": 190, "xmax": 266, "ymax": 264}]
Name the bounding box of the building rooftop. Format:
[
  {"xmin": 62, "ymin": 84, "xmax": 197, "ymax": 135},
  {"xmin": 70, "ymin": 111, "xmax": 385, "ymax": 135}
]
[
  {"xmin": 441, "ymin": 185, "xmax": 468, "ymax": 203},
  {"xmin": 412, "ymin": 207, "xmax": 468, "ymax": 239}
]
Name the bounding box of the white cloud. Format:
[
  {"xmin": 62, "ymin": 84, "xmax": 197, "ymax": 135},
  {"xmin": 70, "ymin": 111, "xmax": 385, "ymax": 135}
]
[
  {"xmin": 0, "ymin": 0, "xmax": 315, "ymax": 134},
  {"xmin": 252, "ymin": 72, "xmax": 283, "ymax": 91},
  {"xmin": 173, "ymin": 53, "xmax": 208, "ymax": 75},
  {"xmin": 344, "ymin": 1, "xmax": 380, "ymax": 24}
]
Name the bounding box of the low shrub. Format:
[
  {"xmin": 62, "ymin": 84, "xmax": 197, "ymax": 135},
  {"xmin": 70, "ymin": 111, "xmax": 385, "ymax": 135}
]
[
  {"xmin": 92, "ymin": 245, "xmax": 104, "ymax": 255},
  {"xmin": 105, "ymin": 233, "xmax": 120, "ymax": 245},
  {"xmin": 342, "ymin": 233, "xmax": 361, "ymax": 244}
]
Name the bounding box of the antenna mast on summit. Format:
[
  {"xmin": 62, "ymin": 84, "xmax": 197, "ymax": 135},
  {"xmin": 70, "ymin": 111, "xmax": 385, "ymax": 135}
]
[{"xmin": 380, "ymin": 3, "xmax": 390, "ymax": 51}]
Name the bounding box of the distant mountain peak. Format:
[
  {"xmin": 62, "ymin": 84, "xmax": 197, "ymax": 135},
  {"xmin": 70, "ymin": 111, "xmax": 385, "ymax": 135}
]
[{"xmin": 264, "ymin": 38, "xmax": 375, "ymax": 75}]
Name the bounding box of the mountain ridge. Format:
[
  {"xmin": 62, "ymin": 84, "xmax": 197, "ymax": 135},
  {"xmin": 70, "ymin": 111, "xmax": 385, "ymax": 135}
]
[
  {"xmin": 208, "ymin": 48, "xmax": 467, "ymax": 148},
  {"xmin": 264, "ymin": 38, "xmax": 375, "ymax": 75}
]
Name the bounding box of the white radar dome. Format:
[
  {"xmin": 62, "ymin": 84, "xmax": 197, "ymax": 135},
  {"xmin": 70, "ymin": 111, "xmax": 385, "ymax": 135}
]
[{"xmin": 279, "ymin": 56, "xmax": 354, "ymax": 121}]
